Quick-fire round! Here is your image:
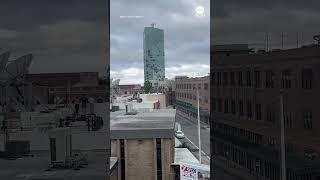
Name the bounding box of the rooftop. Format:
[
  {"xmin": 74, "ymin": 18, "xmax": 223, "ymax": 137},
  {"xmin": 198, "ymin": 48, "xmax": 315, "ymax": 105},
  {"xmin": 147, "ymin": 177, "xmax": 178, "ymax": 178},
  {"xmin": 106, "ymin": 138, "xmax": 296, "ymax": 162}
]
[
  {"xmin": 173, "ymin": 148, "xmax": 210, "ymax": 171},
  {"xmin": 212, "ymin": 45, "xmax": 320, "ymax": 66},
  {"xmin": 173, "ymin": 148, "xmax": 199, "ymax": 165},
  {"xmin": 0, "ymin": 150, "xmax": 111, "ymax": 180},
  {"xmin": 212, "ymin": 44, "xmax": 249, "ymax": 52},
  {"xmin": 111, "ymin": 109, "xmax": 176, "ymax": 139}
]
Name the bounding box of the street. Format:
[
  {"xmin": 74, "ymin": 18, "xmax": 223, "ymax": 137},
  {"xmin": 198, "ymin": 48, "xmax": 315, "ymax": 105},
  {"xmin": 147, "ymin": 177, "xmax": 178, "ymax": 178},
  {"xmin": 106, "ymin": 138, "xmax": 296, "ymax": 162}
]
[{"xmin": 175, "ymin": 112, "xmax": 210, "ymax": 165}]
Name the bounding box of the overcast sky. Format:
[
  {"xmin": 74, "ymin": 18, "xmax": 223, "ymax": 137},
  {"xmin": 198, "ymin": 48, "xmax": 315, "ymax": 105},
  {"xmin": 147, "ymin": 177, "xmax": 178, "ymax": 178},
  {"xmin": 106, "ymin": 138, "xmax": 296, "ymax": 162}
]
[
  {"xmin": 1, "ymin": 0, "xmax": 319, "ymax": 84},
  {"xmin": 0, "ymin": 0, "xmax": 107, "ymax": 75},
  {"xmin": 110, "ymin": 0, "xmax": 210, "ymax": 85},
  {"xmin": 212, "ymin": 0, "xmax": 320, "ymax": 49}
]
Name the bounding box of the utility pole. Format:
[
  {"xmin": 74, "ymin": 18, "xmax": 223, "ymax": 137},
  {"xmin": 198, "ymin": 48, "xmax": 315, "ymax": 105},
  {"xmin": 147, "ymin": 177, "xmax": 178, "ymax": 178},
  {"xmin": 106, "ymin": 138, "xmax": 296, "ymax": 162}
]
[
  {"xmin": 197, "ymin": 87, "xmax": 202, "ymax": 163},
  {"xmin": 280, "ymin": 89, "xmax": 286, "ymax": 180},
  {"xmin": 281, "ymin": 32, "xmax": 288, "ymax": 49}
]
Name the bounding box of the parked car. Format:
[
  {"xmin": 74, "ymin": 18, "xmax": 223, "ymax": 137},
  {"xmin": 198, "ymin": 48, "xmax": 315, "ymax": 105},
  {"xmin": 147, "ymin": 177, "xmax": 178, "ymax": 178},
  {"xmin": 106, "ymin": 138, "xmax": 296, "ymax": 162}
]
[{"xmin": 175, "ymin": 130, "xmax": 185, "ymax": 139}]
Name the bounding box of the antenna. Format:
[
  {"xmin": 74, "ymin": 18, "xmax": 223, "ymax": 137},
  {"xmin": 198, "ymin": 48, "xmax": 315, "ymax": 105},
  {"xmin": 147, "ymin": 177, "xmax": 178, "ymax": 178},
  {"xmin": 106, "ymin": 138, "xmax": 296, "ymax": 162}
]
[
  {"xmin": 296, "ymin": 32, "xmax": 299, "ymax": 48},
  {"xmin": 265, "ymin": 32, "xmax": 270, "ymax": 52}
]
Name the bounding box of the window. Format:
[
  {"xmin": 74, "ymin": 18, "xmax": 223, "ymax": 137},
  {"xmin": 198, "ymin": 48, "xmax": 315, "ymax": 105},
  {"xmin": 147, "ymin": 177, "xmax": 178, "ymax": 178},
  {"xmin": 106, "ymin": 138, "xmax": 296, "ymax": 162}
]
[
  {"xmin": 224, "ymin": 99, "xmax": 229, "ymax": 113},
  {"xmin": 50, "ymin": 138, "xmax": 56, "ymax": 162},
  {"xmin": 304, "ymin": 148, "xmax": 318, "ymax": 161},
  {"xmin": 265, "ymin": 70, "xmax": 275, "ymax": 88},
  {"xmin": 223, "ymin": 72, "xmax": 229, "ymax": 86},
  {"xmin": 156, "ymin": 139, "xmax": 162, "ymax": 179},
  {"xmin": 204, "ymin": 98, "xmax": 208, "ymax": 103},
  {"xmin": 255, "ymin": 104, "xmax": 262, "ymax": 120},
  {"xmin": 193, "ymin": 84, "xmax": 196, "ymax": 89},
  {"xmin": 217, "ymin": 72, "xmax": 222, "ymax": 86},
  {"xmin": 212, "ymin": 72, "xmax": 216, "ymax": 85},
  {"xmin": 193, "ymin": 95, "xmax": 196, "ymax": 100},
  {"xmin": 213, "ymin": 98, "xmax": 216, "ymax": 112},
  {"xmin": 282, "ymin": 70, "xmax": 292, "ymax": 89},
  {"xmin": 120, "ymin": 139, "xmax": 125, "ymax": 180},
  {"xmin": 286, "ymin": 143, "xmax": 293, "ymax": 153},
  {"xmin": 266, "ymin": 105, "xmax": 275, "ymax": 123},
  {"xmin": 204, "ymin": 83, "xmax": 209, "ymax": 90},
  {"xmin": 254, "ymin": 70, "xmax": 261, "ymax": 88},
  {"xmin": 303, "ymin": 111, "xmax": 312, "ymax": 130},
  {"xmin": 284, "ymin": 112, "xmax": 293, "ymax": 128},
  {"xmin": 218, "ymin": 99, "xmax": 222, "ymax": 112},
  {"xmin": 231, "ymin": 100, "xmax": 236, "ymax": 115},
  {"xmin": 239, "ymin": 100, "xmax": 244, "ymax": 116},
  {"xmin": 198, "ymin": 83, "xmax": 201, "ymax": 89},
  {"xmin": 302, "ymin": 68, "xmax": 313, "ymax": 89},
  {"xmin": 246, "ymin": 71, "xmax": 252, "ymax": 87},
  {"xmin": 238, "ymin": 71, "xmax": 243, "ymax": 86},
  {"xmin": 247, "ymin": 101, "xmax": 252, "ymax": 118},
  {"xmin": 230, "ymin": 72, "xmax": 235, "ymax": 86}
]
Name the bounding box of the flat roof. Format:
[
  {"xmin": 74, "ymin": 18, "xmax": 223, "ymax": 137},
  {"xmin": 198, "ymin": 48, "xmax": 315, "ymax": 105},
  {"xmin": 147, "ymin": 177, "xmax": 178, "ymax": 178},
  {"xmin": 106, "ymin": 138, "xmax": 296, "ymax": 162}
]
[
  {"xmin": 173, "ymin": 148, "xmax": 199, "ymax": 165},
  {"xmin": 175, "ymin": 138, "xmax": 182, "ymax": 147},
  {"xmin": 111, "ymin": 109, "xmax": 176, "ymax": 139},
  {"xmin": 212, "ymin": 46, "xmax": 320, "ymax": 66},
  {"xmin": 173, "ymin": 148, "xmax": 210, "ymax": 170},
  {"xmin": 110, "ymin": 157, "xmax": 118, "ymax": 172},
  {"xmin": 213, "ymin": 44, "xmax": 249, "ymax": 51},
  {"xmin": 0, "ymin": 150, "xmax": 110, "ymax": 180}
]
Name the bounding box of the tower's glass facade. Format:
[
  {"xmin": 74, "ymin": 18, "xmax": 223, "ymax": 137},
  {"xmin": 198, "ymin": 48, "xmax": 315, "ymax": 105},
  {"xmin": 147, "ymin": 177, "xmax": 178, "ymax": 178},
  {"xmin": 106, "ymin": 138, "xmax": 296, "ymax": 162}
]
[{"xmin": 143, "ymin": 25, "xmax": 165, "ymax": 82}]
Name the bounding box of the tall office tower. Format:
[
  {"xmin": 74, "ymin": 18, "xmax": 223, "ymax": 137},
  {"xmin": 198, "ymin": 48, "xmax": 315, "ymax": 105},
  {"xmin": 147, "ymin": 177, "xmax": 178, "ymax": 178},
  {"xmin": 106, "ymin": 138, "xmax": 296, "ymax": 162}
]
[{"xmin": 143, "ymin": 23, "xmax": 165, "ymax": 82}]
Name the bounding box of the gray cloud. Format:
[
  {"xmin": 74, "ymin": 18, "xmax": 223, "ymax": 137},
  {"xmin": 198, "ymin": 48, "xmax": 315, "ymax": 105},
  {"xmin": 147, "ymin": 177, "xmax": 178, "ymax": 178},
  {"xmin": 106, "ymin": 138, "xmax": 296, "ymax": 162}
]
[
  {"xmin": 110, "ymin": 0, "xmax": 210, "ymax": 83},
  {"xmin": 213, "ymin": 0, "xmax": 320, "ymax": 49},
  {"xmin": 0, "ymin": 0, "xmax": 107, "ymax": 75}
]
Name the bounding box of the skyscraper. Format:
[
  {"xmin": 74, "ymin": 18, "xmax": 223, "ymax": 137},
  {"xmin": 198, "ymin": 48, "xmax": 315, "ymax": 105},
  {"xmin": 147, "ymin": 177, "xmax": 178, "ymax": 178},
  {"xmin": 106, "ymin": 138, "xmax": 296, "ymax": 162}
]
[{"xmin": 143, "ymin": 24, "xmax": 165, "ymax": 82}]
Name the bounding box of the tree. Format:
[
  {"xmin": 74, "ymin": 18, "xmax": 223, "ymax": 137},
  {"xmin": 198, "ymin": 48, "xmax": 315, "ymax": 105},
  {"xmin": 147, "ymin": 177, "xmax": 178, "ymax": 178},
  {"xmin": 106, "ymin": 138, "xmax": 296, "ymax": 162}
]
[{"xmin": 144, "ymin": 80, "xmax": 152, "ymax": 94}]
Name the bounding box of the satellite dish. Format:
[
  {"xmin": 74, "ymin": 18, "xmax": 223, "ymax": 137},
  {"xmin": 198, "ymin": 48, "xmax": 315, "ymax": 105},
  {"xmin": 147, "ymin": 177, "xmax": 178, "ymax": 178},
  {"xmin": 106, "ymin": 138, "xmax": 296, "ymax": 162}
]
[
  {"xmin": 0, "ymin": 51, "xmax": 10, "ymax": 72},
  {"xmin": 313, "ymin": 35, "xmax": 320, "ymax": 45}
]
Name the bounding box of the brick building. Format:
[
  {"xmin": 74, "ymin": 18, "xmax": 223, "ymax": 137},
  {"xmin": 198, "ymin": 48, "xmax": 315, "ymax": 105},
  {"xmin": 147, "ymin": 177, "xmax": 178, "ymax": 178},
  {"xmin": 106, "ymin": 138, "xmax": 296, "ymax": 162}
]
[
  {"xmin": 175, "ymin": 76, "xmax": 210, "ymax": 124},
  {"xmin": 118, "ymin": 84, "xmax": 143, "ymax": 95},
  {"xmin": 26, "ymin": 72, "xmax": 107, "ymax": 104},
  {"xmin": 211, "ymin": 45, "xmax": 320, "ymax": 180}
]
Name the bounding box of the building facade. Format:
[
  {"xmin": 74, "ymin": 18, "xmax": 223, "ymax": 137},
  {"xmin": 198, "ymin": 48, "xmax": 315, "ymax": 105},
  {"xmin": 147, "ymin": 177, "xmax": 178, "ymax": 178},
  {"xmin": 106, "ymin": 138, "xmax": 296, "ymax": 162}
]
[
  {"xmin": 175, "ymin": 76, "xmax": 210, "ymax": 124},
  {"xmin": 144, "ymin": 24, "xmax": 165, "ymax": 82},
  {"xmin": 26, "ymin": 72, "xmax": 107, "ymax": 104},
  {"xmin": 111, "ymin": 110, "xmax": 176, "ymax": 180},
  {"xmin": 211, "ymin": 46, "xmax": 320, "ymax": 180},
  {"xmin": 118, "ymin": 84, "xmax": 142, "ymax": 95}
]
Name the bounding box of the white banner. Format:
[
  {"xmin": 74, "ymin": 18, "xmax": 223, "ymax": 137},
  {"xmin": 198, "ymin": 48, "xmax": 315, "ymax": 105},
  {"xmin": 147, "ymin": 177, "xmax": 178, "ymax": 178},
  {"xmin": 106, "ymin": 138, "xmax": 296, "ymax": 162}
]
[{"xmin": 180, "ymin": 163, "xmax": 210, "ymax": 180}]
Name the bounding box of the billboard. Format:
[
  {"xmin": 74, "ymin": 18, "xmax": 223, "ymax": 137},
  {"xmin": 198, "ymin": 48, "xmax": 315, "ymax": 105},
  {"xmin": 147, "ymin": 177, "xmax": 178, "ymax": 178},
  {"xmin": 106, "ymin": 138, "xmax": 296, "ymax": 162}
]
[{"xmin": 180, "ymin": 163, "xmax": 210, "ymax": 180}]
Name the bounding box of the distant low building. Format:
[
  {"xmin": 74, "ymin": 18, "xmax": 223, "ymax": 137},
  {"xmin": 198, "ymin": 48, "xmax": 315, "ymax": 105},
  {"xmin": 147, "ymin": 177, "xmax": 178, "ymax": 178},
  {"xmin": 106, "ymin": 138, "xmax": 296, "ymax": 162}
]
[
  {"xmin": 149, "ymin": 79, "xmax": 176, "ymax": 106},
  {"xmin": 118, "ymin": 84, "xmax": 143, "ymax": 95},
  {"xmin": 26, "ymin": 72, "xmax": 107, "ymax": 104}
]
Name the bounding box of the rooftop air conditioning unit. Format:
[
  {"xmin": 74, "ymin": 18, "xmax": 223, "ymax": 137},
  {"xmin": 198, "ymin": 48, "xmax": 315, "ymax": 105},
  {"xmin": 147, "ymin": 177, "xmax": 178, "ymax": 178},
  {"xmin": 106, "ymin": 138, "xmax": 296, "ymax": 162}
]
[
  {"xmin": 48, "ymin": 128, "xmax": 72, "ymax": 166},
  {"xmin": 125, "ymin": 103, "xmax": 137, "ymax": 115}
]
